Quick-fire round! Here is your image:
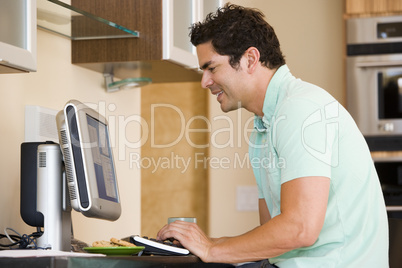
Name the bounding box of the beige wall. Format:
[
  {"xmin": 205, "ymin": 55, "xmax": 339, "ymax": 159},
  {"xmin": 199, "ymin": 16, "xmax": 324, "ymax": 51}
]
[
  {"xmin": 208, "ymin": 0, "xmax": 345, "ymax": 237},
  {"xmin": 0, "ymin": 30, "xmax": 141, "ymax": 245}
]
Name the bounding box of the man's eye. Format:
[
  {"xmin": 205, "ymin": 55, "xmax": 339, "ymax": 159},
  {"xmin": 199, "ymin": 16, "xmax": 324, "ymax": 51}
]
[{"xmin": 209, "ymin": 67, "xmax": 216, "ymax": 72}]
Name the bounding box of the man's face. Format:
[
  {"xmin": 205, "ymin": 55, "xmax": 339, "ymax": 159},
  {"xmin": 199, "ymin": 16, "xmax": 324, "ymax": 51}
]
[{"xmin": 197, "ymin": 42, "xmax": 247, "ymax": 113}]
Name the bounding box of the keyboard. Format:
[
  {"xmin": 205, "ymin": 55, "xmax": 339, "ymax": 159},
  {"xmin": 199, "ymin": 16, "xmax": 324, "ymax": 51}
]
[{"xmin": 130, "ymin": 236, "xmax": 190, "ymax": 256}]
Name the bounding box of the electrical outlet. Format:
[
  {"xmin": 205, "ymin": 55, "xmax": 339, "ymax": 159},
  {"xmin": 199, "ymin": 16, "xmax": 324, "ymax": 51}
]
[{"xmin": 236, "ymin": 185, "xmax": 258, "ymax": 211}]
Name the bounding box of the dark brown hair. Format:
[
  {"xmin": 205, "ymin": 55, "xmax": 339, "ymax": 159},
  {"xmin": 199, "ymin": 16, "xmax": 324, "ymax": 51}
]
[{"xmin": 190, "ymin": 3, "xmax": 286, "ymax": 69}]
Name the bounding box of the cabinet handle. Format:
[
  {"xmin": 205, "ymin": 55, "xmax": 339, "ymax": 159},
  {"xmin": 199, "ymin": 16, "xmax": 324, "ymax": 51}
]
[
  {"xmin": 356, "ymin": 61, "xmax": 402, "ymax": 68},
  {"xmin": 0, "ymin": 59, "xmax": 28, "ymax": 73}
]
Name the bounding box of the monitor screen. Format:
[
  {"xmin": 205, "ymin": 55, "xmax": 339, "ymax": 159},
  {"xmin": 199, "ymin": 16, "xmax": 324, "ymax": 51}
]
[
  {"xmin": 56, "ymin": 100, "xmax": 121, "ymax": 221},
  {"xmin": 86, "ymin": 114, "xmax": 118, "ymax": 203}
]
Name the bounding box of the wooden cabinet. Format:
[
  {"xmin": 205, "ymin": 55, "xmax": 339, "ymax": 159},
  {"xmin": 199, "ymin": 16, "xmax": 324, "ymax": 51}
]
[
  {"xmin": 71, "ymin": 0, "xmax": 221, "ymax": 83},
  {"xmin": 140, "ymin": 81, "xmax": 209, "ymax": 237},
  {"xmin": 345, "ymin": 0, "xmax": 402, "ymax": 17},
  {"xmin": 0, "ymin": 0, "xmax": 36, "ymax": 73}
]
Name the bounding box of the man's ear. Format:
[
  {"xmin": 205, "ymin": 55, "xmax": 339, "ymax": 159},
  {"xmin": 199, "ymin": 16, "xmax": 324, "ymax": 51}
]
[{"xmin": 245, "ymin": 47, "xmax": 260, "ymax": 74}]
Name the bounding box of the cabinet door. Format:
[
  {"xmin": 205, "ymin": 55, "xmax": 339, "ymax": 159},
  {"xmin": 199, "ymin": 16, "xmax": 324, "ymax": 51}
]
[
  {"xmin": 202, "ymin": 0, "xmax": 223, "ymax": 18},
  {"xmin": 162, "ymin": 0, "xmax": 222, "ymax": 69},
  {"xmin": 0, "ymin": 0, "xmax": 36, "ymax": 73},
  {"xmin": 345, "ymin": 0, "xmax": 402, "ymax": 16}
]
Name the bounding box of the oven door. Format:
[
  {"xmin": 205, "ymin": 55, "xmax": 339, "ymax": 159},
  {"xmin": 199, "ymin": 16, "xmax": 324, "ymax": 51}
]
[
  {"xmin": 347, "ymin": 54, "xmax": 402, "ymax": 136},
  {"xmin": 373, "ymin": 159, "xmax": 402, "ymax": 215}
]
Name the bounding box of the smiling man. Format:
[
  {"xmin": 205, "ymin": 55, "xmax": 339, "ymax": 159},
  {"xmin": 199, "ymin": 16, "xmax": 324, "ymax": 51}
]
[{"xmin": 156, "ymin": 4, "xmax": 389, "ymax": 267}]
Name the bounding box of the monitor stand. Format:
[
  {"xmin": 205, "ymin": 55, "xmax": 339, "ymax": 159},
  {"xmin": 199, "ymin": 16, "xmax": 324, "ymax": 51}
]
[{"xmin": 36, "ymin": 144, "xmax": 71, "ymax": 251}]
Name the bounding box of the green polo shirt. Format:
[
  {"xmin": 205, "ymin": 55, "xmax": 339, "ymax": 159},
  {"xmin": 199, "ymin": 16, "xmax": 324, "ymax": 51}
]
[{"xmin": 249, "ymin": 65, "xmax": 388, "ymax": 267}]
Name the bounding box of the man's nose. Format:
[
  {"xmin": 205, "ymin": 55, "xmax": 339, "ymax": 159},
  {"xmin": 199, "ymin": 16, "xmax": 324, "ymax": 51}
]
[{"xmin": 201, "ymin": 72, "xmax": 213, "ymax": 89}]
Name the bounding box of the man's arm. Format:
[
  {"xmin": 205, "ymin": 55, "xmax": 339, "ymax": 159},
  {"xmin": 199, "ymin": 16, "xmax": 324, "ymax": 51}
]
[
  {"xmin": 157, "ymin": 176, "xmax": 330, "ymax": 263},
  {"xmin": 259, "ymin": 199, "xmax": 271, "ymax": 225},
  {"xmin": 208, "ymin": 176, "xmax": 330, "ymax": 263}
]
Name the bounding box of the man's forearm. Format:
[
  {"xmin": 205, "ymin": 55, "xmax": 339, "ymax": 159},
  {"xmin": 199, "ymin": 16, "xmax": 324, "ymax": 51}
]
[
  {"xmin": 205, "ymin": 213, "xmax": 315, "ymax": 264},
  {"xmin": 210, "ymin": 237, "xmax": 230, "ymax": 243}
]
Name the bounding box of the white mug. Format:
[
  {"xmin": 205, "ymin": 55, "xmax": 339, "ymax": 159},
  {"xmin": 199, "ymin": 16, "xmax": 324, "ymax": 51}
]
[{"xmin": 168, "ymin": 217, "xmax": 197, "ymax": 224}]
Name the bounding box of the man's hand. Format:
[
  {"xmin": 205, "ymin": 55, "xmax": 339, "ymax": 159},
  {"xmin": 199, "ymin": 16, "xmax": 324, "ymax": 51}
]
[{"xmin": 156, "ymin": 220, "xmax": 213, "ymax": 262}]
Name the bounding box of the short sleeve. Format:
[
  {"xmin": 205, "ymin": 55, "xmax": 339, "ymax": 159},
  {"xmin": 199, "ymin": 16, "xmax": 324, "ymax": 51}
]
[{"xmin": 273, "ymin": 98, "xmax": 338, "ymax": 183}]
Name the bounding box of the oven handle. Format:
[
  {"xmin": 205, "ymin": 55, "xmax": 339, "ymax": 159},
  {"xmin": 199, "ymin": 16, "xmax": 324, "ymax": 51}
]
[
  {"xmin": 357, "ymin": 61, "xmax": 402, "ymax": 68},
  {"xmin": 387, "ymin": 206, "xmax": 402, "ymax": 212}
]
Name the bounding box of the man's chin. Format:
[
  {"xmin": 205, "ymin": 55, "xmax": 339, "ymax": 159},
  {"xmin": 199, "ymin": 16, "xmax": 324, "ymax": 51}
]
[{"xmin": 220, "ymin": 104, "xmax": 239, "ymax": 113}]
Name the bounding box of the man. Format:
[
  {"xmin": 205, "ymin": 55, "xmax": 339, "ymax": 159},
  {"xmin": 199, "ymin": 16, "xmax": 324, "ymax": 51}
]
[{"xmin": 157, "ymin": 4, "xmax": 389, "ymax": 267}]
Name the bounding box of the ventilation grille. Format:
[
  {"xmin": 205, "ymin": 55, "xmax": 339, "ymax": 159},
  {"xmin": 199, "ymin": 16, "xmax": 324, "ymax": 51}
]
[
  {"xmin": 68, "ymin": 182, "xmax": 77, "ymax": 200},
  {"xmin": 38, "ymin": 152, "xmax": 46, "ymax": 168},
  {"xmin": 60, "ymin": 130, "xmax": 77, "ymax": 201},
  {"xmin": 63, "ymin": 147, "xmax": 77, "ymax": 201},
  {"xmin": 62, "ymin": 148, "xmax": 74, "ymax": 183},
  {"xmin": 60, "ymin": 129, "xmax": 68, "ymax": 145}
]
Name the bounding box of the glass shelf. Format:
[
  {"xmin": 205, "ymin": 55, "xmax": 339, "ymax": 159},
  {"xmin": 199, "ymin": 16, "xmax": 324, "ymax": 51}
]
[
  {"xmin": 106, "ymin": 77, "xmax": 152, "ymax": 92},
  {"xmin": 37, "ymin": 0, "xmax": 139, "ymax": 40}
]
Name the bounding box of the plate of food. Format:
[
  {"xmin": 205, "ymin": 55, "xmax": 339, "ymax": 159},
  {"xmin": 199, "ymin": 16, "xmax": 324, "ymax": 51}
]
[{"xmin": 84, "ymin": 237, "xmax": 145, "ymax": 256}]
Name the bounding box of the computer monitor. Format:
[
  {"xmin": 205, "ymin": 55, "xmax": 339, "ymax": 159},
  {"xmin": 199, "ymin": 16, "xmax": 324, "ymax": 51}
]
[
  {"xmin": 20, "ymin": 100, "xmax": 121, "ymax": 250},
  {"xmin": 56, "ymin": 99, "xmax": 121, "ymax": 221}
]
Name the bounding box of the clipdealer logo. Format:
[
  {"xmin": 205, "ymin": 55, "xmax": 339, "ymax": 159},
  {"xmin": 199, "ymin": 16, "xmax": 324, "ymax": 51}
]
[
  {"xmin": 88, "ymin": 101, "xmax": 264, "ymax": 173},
  {"xmin": 129, "ymin": 151, "xmax": 286, "ymax": 174},
  {"xmin": 86, "ymin": 100, "xmax": 339, "ymax": 173},
  {"xmin": 103, "ymin": 103, "xmax": 258, "ymax": 157},
  {"xmin": 301, "ymin": 101, "xmax": 340, "ymax": 167}
]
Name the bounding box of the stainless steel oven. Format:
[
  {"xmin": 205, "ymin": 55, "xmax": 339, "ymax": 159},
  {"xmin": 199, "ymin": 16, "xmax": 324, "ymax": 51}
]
[
  {"xmin": 347, "ymin": 15, "xmax": 402, "ymax": 139},
  {"xmin": 347, "ymin": 16, "xmax": 402, "ymax": 214}
]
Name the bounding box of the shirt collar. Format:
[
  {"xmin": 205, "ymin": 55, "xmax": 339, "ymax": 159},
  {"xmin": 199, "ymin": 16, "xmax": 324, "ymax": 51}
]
[
  {"xmin": 253, "ymin": 64, "xmax": 290, "ymax": 132},
  {"xmin": 254, "ymin": 116, "xmax": 267, "ymax": 132},
  {"xmin": 262, "ymin": 64, "xmax": 289, "ymax": 121}
]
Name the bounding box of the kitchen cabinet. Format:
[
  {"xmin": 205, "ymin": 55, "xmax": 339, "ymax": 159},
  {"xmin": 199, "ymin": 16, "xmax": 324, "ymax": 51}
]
[
  {"xmin": 140, "ymin": 81, "xmax": 209, "ymax": 239},
  {"xmin": 70, "ymin": 0, "xmax": 222, "ymax": 83},
  {"xmin": 345, "ymin": 0, "xmax": 402, "ymax": 17},
  {"xmin": 0, "ymin": 0, "xmax": 36, "ymax": 73}
]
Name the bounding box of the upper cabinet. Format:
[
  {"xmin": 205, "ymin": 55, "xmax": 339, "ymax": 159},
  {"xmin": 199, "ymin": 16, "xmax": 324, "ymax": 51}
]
[
  {"xmin": 164, "ymin": 0, "xmax": 223, "ymax": 69},
  {"xmin": 164, "ymin": 0, "xmax": 201, "ymax": 69},
  {"xmin": 0, "ymin": 0, "xmax": 37, "ymax": 73},
  {"xmin": 69, "ymin": 0, "xmax": 222, "ymax": 83},
  {"xmin": 345, "ymin": 0, "xmax": 402, "ymax": 17}
]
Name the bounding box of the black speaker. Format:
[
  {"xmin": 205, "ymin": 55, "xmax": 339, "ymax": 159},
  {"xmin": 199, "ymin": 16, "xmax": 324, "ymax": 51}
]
[{"xmin": 20, "ymin": 142, "xmax": 54, "ymax": 227}]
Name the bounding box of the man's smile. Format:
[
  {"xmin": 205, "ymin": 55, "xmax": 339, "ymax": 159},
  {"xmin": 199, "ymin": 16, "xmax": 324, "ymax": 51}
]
[{"xmin": 213, "ymin": 90, "xmax": 224, "ymax": 102}]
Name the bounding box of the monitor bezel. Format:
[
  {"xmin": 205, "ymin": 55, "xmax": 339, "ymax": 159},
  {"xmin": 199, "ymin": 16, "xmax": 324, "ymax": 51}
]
[{"xmin": 56, "ymin": 100, "xmax": 121, "ymax": 221}]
